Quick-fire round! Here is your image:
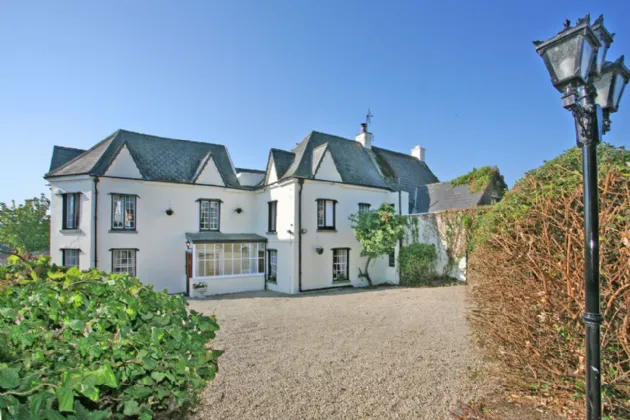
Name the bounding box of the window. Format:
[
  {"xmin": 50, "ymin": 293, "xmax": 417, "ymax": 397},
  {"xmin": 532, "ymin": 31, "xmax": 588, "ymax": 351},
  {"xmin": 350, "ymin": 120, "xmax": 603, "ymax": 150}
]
[
  {"xmin": 62, "ymin": 193, "xmax": 80, "ymax": 229},
  {"xmin": 112, "ymin": 194, "xmax": 136, "ymax": 230},
  {"xmin": 267, "ymin": 249, "xmax": 277, "ymax": 282},
  {"xmin": 268, "ymin": 201, "xmax": 277, "ymax": 232},
  {"xmin": 316, "ymin": 199, "xmax": 336, "ymax": 230},
  {"xmin": 195, "ymin": 242, "xmax": 265, "ymax": 277},
  {"xmin": 389, "ymin": 249, "xmax": 396, "ymax": 267},
  {"xmin": 199, "ymin": 200, "xmax": 220, "ymax": 231},
  {"xmin": 62, "ymin": 249, "xmax": 79, "ymax": 267},
  {"xmin": 332, "ymin": 248, "xmax": 349, "ymax": 282},
  {"xmin": 358, "ymin": 203, "xmax": 371, "ymax": 214},
  {"xmin": 112, "ymin": 249, "xmax": 136, "ymax": 276}
]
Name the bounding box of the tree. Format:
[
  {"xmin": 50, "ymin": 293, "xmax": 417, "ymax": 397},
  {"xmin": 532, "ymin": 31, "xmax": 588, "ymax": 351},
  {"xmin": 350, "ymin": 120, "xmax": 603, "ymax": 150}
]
[
  {"xmin": 0, "ymin": 194, "xmax": 50, "ymax": 253},
  {"xmin": 349, "ymin": 203, "xmax": 407, "ymax": 286}
]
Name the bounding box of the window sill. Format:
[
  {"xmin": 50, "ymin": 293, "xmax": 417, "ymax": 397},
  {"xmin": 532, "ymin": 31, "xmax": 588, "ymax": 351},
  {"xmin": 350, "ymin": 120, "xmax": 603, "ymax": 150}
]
[
  {"xmin": 199, "ymin": 229, "xmax": 220, "ymax": 232},
  {"xmin": 109, "ymin": 230, "xmax": 138, "ymax": 234},
  {"xmin": 332, "ymin": 280, "xmax": 351, "ymax": 285},
  {"xmin": 60, "ymin": 229, "xmax": 82, "ymax": 234},
  {"xmin": 317, "ymin": 228, "xmax": 337, "ymax": 232},
  {"xmin": 266, "ymin": 231, "xmax": 277, "ymax": 235}
]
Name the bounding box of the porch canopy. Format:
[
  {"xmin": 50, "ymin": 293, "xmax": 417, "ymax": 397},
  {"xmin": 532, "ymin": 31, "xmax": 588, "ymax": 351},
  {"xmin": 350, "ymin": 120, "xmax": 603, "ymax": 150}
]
[{"xmin": 185, "ymin": 232, "xmax": 268, "ymax": 244}]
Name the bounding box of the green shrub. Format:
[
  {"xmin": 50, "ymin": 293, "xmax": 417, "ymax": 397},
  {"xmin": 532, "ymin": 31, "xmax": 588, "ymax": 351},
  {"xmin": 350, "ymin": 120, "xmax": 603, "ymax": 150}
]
[
  {"xmin": 0, "ymin": 256, "xmax": 221, "ymax": 419},
  {"xmin": 398, "ymin": 243, "xmax": 437, "ymax": 286}
]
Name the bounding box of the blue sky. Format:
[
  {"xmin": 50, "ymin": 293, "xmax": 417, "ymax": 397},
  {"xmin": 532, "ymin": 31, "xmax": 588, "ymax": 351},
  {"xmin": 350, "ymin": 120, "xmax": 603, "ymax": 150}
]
[{"xmin": 1, "ymin": 0, "xmax": 629, "ymax": 204}]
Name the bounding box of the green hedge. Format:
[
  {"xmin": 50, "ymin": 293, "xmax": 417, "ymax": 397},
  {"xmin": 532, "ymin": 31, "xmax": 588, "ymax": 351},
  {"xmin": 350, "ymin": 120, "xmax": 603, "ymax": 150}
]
[
  {"xmin": 398, "ymin": 243, "xmax": 437, "ymax": 286},
  {"xmin": 0, "ymin": 256, "xmax": 221, "ymax": 419}
]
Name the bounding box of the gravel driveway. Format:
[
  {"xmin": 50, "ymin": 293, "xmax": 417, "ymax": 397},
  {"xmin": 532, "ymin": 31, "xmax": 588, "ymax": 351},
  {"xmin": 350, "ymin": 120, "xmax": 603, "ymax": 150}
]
[{"xmin": 189, "ymin": 285, "xmax": 491, "ymax": 419}]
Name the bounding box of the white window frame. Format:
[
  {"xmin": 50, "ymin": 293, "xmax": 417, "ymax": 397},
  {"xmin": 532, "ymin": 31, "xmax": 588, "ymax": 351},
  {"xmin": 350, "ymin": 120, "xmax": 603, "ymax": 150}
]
[
  {"xmin": 316, "ymin": 199, "xmax": 336, "ymax": 230},
  {"xmin": 112, "ymin": 249, "xmax": 136, "ymax": 276},
  {"xmin": 332, "ymin": 248, "xmax": 349, "ymax": 281},
  {"xmin": 112, "ymin": 194, "xmax": 136, "ymax": 231},
  {"xmin": 194, "ymin": 242, "xmax": 266, "ymax": 279},
  {"xmin": 62, "ymin": 249, "xmax": 79, "ymax": 268},
  {"xmin": 200, "ymin": 200, "xmax": 220, "ymax": 231}
]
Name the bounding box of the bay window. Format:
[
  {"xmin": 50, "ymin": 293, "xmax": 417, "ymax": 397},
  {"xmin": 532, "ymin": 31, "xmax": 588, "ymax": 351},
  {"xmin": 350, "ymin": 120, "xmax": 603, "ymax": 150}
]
[{"xmin": 195, "ymin": 242, "xmax": 266, "ymax": 278}]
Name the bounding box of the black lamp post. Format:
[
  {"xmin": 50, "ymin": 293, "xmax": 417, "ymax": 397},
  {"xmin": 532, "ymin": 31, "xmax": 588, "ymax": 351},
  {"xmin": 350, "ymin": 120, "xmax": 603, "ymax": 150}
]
[{"xmin": 533, "ymin": 14, "xmax": 630, "ymax": 420}]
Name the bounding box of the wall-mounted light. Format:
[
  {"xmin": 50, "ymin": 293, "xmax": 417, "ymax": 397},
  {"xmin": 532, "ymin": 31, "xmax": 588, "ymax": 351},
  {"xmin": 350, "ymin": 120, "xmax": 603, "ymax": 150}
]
[{"xmin": 186, "ymin": 241, "xmax": 191, "ymax": 250}]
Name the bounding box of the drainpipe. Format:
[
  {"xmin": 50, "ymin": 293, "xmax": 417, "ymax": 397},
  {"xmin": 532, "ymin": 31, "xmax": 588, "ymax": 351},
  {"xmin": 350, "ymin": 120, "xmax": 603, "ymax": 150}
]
[
  {"xmin": 93, "ymin": 177, "xmax": 99, "ymax": 269},
  {"xmin": 298, "ymin": 178, "xmax": 304, "ymax": 292}
]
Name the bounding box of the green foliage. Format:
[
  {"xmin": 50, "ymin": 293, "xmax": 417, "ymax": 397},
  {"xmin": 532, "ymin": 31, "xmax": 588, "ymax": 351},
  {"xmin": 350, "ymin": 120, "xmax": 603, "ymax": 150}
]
[
  {"xmin": 450, "ymin": 166, "xmax": 505, "ymax": 193},
  {"xmin": 0, "ymin": 258, "xmax": 221, "ymax": 419},
  {"xmin": 398, "ymin": 243, "xmax": 437, "ymax": 286},
  {"xmin": 0, "ymin": 194, "xmax": 50, "ymax": 252},
  {"xmin": 349, "ymin": 204, "xmax": 407, "ymax": 286}
]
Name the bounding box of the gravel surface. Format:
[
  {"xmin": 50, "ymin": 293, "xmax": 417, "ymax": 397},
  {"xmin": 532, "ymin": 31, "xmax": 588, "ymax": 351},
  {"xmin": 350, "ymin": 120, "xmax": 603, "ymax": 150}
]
[{"xmin": 189, "ymin": 285, "xmax": 492, "ymax": 419}]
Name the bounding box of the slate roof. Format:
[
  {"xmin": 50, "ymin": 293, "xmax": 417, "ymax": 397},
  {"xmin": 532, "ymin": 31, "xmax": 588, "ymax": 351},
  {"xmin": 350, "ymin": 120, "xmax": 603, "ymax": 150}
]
[
  {"xmin": 49, "ymin": 146, "xmax": 86, "ymax": 172},
  {"xmin": 270, "ymin": 149, "xmax": 295, "ymax": 179},
  {"xmin": 282, "ymin": 131, "xmax": 391, "ymax": 189},
  {"xmin": 414, "ymin": 182, "xmax": 484, "ymax": 213},
  {"xmin": 235, "ymin": 168, "xmax": 265, "ymax": 174},
  {"xmin": 185, "ymin": 232, "xmax": 267, "ymax": 243},
  {"xmin": 45, "ymin": 130, "xmax": 240, "ymax": 188}
]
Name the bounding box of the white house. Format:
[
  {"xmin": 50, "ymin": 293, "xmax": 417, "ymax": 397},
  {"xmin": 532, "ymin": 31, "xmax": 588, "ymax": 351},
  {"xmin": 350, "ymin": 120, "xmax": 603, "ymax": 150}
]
[{"xmin": 45, "ymin": 123, "xmax": 490, "ymax": 296}]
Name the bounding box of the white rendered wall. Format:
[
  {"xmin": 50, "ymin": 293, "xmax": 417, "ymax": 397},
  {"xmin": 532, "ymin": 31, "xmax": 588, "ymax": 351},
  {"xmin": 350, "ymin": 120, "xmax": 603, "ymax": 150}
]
[
  {"xmin": 299, "ymin": 180, "xmax": 407, "ymax": 291},
  {"xmin": 96, "ymin": 177, "xmax": 256, "ymax": 294},
  {"xmin": 104, "ymin": 146, "xmax": 143, "ymax": 179},
  {"xmin": 49, "ymin": 177, "xmax": 96, "ymax": 270}
]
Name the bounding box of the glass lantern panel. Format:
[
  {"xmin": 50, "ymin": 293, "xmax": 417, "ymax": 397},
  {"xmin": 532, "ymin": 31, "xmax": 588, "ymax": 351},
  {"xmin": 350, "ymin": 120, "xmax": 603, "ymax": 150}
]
[
  {"xmin": 579, "ymin": 39, "xmax": 595, "ymax": 80},
  {"xmin": 612, "ymin": 73, "xmax": 626, "ymax": 109},
  {"xmin": 594, "ymin": 71, "xmax": 613, "ymax": 109},
  {"xmin": 546, "ymin": 36, "xmax": 580, "ymax": 82},
  {"xmin": 594, "ymin": 43, "xmax": 608, "ymax": 75}
]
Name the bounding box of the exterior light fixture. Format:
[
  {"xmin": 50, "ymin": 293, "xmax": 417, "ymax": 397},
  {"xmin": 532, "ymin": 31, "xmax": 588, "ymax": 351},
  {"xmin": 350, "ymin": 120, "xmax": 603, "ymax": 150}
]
[{"xmin": 533, "ymin": 14, "xmax": 627, "ymax": 420}]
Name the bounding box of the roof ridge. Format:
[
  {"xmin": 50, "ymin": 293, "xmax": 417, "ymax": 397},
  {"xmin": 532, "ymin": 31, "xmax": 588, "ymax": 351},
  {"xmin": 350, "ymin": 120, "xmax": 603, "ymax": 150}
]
[
  {"xmin": 270, "ymin": 148, "xmax": 295, "ymax": 155},
  {"xmin": 372, "ymin": 146, "xmax": 417, "ymax": 160},
  {"xmin": 117, "ymin": 129, "xmax": 227, "ymax": 149},
  {"xmin": 311, "ymin": 130, "xmax": 354, "ymax": 142},
  {"xmin": 235, "ymin": 167, "xmax": 265, "ymax": 173},
  {"xmin": 54, "ymin": 145, "xmax": 86, "ymax": 153}
]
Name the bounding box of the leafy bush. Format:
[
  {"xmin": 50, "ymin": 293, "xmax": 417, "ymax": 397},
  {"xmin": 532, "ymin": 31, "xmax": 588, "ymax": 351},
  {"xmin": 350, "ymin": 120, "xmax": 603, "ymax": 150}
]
[
  {"xmin": 450, "ymin": 166, "xmax": 506, "ymax": 193},
  {"xmin": 398, "ymin": 243, "xmax": 437, "ymax": 286},
  {"xmin": 468, "ymin": 144, "xmax": 630, "ymax": 418},
  {"xmin": 0, "ymin": 256, "xmax": 221, "ymax": 419}
]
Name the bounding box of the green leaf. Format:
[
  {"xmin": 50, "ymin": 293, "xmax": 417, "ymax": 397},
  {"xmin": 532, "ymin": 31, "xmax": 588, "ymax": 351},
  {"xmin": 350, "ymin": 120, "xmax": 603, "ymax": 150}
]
[
  {"xmin": 95, "ymin": 365, "xmax": 117, "ymax": 388},
  {"xmin": 150, "ymin": 371, "xmax": 166, "ymax": 383},
  {"xmin": 123, "ymin": 400, "xmax": 141, "ymax": 416},
  {"xmin": 0, "ymin": 308, "xmax": 17, "ymax": 320},
  {"xmin": 0, "ymin": 368, "xmax": 21, "ymax": 389},
  {"xmin": 65, "ymin": 320, "xmax": 84, "ymax": 331},
  {"xmin": 56, "ymin": 383, "xmax": 74, "ymax": 413},
  {"xmin": 78, "ymin": 384, "xmax": 99, "ymax": 401}
]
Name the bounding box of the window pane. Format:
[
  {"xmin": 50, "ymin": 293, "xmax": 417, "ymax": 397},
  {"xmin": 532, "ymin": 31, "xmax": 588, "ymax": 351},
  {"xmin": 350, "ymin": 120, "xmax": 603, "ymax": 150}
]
[
  {"xmin": 125, "ymin": 196, "xmax": 135, "ymax": 229},
  {"xmin": 258, "ymin": 257, "xmax": 264, "ymax": 273},
  {"xmin": 317, "ymin": 200, "xmax": 325, "ymax": 226},
  {"xmin": 209, "ymin": 201, "xmax": 219, "ymax": 230},
  {"xmin": 200, "ymin": 201, "xmax": 209, "ymax": 229},
  {"xmin": 325, "ymin": 201, "xmax": 334, "ymax": 226},
  {"xmin": 113, "ymin": 196, "xmax": 123, "ymax": 228},
  {"xmin": 66, "ymin": 194, "xmax": 75, "ymax": 229}
]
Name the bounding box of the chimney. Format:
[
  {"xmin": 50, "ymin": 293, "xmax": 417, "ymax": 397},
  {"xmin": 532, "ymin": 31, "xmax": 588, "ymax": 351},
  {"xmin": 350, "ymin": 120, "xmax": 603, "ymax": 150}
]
[
  {"xmin": 355, "ymin": 123, "xmax": 373, "ymax": 149},
  {"xmin": 411, "ymin": 145, "xmax": 425, "ymax": 161}
]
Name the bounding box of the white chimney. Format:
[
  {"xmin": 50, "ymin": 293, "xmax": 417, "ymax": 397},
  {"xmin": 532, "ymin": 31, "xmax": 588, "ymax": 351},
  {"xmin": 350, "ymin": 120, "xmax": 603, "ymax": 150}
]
[
  {"xmin": 355, "ymin": 123, "xmax": 373, "ymax": 149},
  {"xmin": 411, "ymin": 145, "xmax": 425, "ymax": 161}
]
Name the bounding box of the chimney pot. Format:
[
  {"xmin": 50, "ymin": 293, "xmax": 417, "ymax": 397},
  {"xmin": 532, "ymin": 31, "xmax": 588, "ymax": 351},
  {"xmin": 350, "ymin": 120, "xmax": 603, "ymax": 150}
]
[
  {"xmin": 360, "ymin": 123, "xmax": 367, "ymax": 133},
  {"xmin": 411, "ymin": 145, "xmax": 425, "ymax": 162}
]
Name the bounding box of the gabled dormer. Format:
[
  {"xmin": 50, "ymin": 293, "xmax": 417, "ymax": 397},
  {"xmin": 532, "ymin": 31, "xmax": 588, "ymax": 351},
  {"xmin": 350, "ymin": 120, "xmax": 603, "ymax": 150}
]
[
  {"xmin": 311, "ymin": 143, "xmax": 342, "ymax": 182},
  {"xmin": 192, "ymin": 152, "xmax": 225, "ymax": 186},
  {"xmin": 105, "ymin": 144, "xmax": 143, "ymax": 179}
]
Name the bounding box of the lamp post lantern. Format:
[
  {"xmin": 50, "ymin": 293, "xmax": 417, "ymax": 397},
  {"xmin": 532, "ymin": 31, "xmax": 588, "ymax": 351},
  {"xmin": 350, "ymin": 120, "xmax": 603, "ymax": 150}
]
[{"xmin": 533, "ymin": 14, "xmax": 630, "ymax": 420}]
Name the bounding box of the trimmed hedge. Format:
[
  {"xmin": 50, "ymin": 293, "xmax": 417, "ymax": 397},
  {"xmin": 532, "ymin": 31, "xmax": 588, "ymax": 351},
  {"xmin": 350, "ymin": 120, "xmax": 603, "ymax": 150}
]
[
  {"xmin": 0, "ymin": 256, "xmax": 221, "ymax": 419},
  {"xmin": 469, "ymin": 144, "xmax": 630, "ymax": 418}
]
